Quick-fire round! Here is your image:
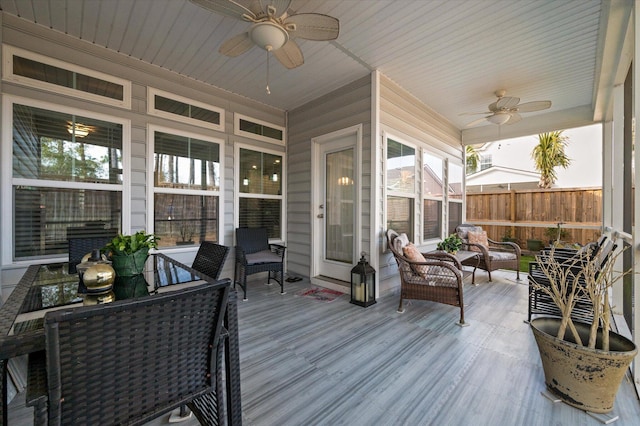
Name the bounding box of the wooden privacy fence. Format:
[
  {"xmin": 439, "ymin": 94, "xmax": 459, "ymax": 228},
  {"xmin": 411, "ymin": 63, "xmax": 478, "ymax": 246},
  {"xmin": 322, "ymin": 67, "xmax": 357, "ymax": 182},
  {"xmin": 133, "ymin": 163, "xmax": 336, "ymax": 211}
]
[{"xmin": 465, "ymin": 187, "xmax": 602, "ymax": 249}]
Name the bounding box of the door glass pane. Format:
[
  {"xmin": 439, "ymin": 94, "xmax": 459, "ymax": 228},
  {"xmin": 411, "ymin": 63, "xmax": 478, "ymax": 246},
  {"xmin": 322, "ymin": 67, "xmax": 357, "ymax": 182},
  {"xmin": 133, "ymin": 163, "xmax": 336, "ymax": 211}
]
[{"xmin": 325, "ymin": 149, "xmax": 353, "ymax": 263}]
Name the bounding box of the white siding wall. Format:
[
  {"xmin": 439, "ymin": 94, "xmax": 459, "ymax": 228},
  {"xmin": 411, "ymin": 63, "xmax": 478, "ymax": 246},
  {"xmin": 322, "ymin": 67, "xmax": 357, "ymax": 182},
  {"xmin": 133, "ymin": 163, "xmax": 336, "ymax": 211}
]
[
  {"xmin": 287, "ymin": 75, "xmax": 372, "ymax": 278},
  {"xmin": 378, "ymin": 75, "xmax": 463, "ymax": 295},
  {"xmin": 0, "ymin": 15, "xmax": 285, "ymax": 294}
]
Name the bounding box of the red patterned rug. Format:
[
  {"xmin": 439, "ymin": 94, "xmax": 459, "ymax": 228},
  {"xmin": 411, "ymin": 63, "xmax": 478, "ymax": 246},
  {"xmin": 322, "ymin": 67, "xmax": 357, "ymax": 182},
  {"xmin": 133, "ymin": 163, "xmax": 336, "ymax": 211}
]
[{"xmin": 295, "ymin": 287, "xmax": 344, "ymax": 302}]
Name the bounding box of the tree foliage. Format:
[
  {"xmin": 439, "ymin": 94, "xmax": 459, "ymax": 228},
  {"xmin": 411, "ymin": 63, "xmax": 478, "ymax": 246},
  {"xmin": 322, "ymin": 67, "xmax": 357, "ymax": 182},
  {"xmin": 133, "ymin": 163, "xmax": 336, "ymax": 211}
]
[
  {"xmin": 531, "ymin": 131, "xmax": 571, "ymax": 188},
  {"xmin": 465, "ymin": 145, "xmax": 479, "ymax": 175}
]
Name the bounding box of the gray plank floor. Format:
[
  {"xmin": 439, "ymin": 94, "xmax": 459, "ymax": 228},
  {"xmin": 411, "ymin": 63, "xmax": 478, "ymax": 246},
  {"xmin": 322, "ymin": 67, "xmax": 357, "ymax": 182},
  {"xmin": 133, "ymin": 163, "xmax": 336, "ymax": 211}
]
[{"xmin": 8, "ymin": 269, "xmax": 640, "ymax": 425}]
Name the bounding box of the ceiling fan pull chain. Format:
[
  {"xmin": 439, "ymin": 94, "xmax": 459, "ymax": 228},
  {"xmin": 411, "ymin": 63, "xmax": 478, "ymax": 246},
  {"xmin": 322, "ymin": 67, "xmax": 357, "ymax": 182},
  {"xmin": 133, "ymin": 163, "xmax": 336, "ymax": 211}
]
[{"xmin": 266, "ymin": 50, "xmax": 271, "ymax": 95}]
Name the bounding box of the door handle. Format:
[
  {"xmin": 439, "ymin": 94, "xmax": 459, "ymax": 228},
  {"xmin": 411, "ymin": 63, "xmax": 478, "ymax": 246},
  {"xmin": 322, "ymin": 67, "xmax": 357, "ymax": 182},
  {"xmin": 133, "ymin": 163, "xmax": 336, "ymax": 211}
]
[{"xmin": 317, "ymin": 214, "xmax": 324, "ymax": 218}]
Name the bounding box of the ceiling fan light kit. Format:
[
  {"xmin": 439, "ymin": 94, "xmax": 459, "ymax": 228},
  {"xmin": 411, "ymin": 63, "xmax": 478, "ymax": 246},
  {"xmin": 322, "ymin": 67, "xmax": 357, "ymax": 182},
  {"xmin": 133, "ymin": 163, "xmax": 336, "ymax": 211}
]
[
  {"xmin": 249, "ymin": 22, "xmax": 288, "ymax": 51},
  {"xmin": 463, "ymin": 89, "xmax": 552, "ymax": 127}
]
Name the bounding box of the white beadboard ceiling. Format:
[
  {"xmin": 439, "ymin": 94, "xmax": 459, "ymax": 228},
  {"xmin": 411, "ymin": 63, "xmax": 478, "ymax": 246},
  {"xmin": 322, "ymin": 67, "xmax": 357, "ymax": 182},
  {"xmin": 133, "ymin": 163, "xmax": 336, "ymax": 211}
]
[{"xmin": 0, "ymin": 0, "xmax": 627, "ymax": 142}]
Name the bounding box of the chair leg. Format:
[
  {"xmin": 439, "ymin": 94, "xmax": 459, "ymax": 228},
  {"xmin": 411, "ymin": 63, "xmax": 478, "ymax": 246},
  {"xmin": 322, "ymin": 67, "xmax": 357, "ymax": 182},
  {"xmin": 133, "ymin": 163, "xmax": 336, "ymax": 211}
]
[
  {"xmin": 487, "ymin": 270, "xmax": 492, "ymax": 282},
  {"xmin": 397, "ymin": 297, "xmax": 405, "ymax": 313}
]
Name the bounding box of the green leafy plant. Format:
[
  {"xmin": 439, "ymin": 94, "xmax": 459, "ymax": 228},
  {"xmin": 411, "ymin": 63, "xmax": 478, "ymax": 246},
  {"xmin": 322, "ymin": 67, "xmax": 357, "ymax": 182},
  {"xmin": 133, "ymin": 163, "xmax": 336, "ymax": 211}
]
[
  {"xmin": 104, "ymin": 231, "xmax": 158, "ymax": 255},
  {"xmin": 437, "ymin": 234, "xmax": 462, "ymax": 253}
]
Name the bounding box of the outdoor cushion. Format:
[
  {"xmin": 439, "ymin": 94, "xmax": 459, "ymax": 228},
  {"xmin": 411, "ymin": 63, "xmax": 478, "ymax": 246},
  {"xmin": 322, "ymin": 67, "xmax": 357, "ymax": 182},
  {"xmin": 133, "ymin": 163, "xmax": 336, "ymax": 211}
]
[
  {"xmin": 403, "ymin": 243, "xmax": 428, "ymax": 277},
  {"xmin": 246, "ymin": 250, "xmax": 282, "ymax": 264},
  {"xmin": 457, "ymin": 225, "xmax": 482, "ymax": 240},
  {"xmin": 393, "ymin": 233, "xmax": 410, "ymax": 253},
  {"xmin": 488, "ymin": 251, "xmax": 517, "ymax": 261},
  {"xmin": 468, "ymin": 230, "xmax": 489, "ymax": 252}
]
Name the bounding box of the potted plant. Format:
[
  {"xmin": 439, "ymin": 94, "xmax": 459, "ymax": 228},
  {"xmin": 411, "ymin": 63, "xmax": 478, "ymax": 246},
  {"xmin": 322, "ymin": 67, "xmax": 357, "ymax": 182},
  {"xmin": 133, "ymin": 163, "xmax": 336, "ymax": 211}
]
[
  {"xmin": 529, "ymin": 237, "xmax": 636, "ymax": 414},
  {"xmin": 437, "ymin": 234, "xmax": 462, "ymax": 254},
  {"xmin": 105, "ymin": 231, "xmax": 159, "ymax": 276}
]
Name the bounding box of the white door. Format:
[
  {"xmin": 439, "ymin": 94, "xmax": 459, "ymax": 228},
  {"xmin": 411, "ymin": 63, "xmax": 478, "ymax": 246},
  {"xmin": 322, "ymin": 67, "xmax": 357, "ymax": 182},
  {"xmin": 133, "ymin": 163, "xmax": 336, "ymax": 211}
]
[{"xmin": 312, "ymin": 129, "xmax": 359, "ymax": 282}]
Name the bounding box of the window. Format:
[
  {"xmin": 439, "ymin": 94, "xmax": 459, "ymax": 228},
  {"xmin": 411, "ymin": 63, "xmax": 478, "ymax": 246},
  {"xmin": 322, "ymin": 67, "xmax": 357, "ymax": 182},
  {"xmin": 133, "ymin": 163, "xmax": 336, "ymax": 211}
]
[
  {"xmin": 151, "ymin": 127, "xmax": 222, "ymax": 247},
  {"xmin": 147, "ymin": 88, "xmax": 224, "ymax": 131},
  {"xmin": 7, "ymin": 99, "xmax": 125, "ymax": 261},
  {"xmin": 423, "ymin": 151, "xmax": 444, "ymax": 240},
  {"xmin": 234, "ymin": 113, "xmax": 285, "ymax": 145},
  {"xmin": 480, "ymin": 154, "xmax": 492, "ymax": 171},
  {"xmin": 237, "ymin": 146, "xmax": 284, "ymax": 240},
  {"xmin": 386, "ymin": 137, "xmax": 416, "ymax": 237},
  {"xmin": 447, "ymin": 162, "xmax": 464, "ymax": 234},
  {"xmin": 3, "ymin": 45, "xmax": 131, "ymax": 108}
]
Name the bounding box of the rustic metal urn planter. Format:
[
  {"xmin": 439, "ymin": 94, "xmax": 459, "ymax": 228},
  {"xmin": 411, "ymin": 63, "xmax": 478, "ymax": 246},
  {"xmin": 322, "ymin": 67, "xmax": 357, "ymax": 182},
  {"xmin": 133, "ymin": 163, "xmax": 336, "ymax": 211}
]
[{"xmin": 530, "ymin": 317, "xmax": 637, "ymax": 414}]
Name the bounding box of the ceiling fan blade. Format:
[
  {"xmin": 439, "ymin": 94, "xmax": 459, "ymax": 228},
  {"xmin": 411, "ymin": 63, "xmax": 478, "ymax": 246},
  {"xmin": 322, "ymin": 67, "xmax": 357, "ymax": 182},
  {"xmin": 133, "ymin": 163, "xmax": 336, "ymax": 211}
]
[
  {"xmin": 506, "ymin": 112, "xmax": 522, "ymax": 125},
  {"xmin": 496, "ymin": 96, "xmax": 520, "ymax": 109},
  {"xmin": 189, "ymin": 0, "xmax": 257, "ymax": 20},
  {"xmin": 465, "ymin": 117, "xmax": 490, "ymax": 127},
  {"xmin": 219, "ymin": 32, "xmax": 254, "ymax": 57},
  {"xmin": 459, "ymin": 111, "xmax": 492, "ymax": 116},
  {"xmin": 261, "ymin": 0, "xmax": 293, "ymax": 18},
  {"xmin": 516, "ymin": 100, "xmax": 552, "ymax": 112},
  {"xmin": 272, "ymin": 39, "xmax": 304, "ymax": 69},
  {"xmin": 284, "ymin": 14, "xmax": 340, "ymax": 41}
]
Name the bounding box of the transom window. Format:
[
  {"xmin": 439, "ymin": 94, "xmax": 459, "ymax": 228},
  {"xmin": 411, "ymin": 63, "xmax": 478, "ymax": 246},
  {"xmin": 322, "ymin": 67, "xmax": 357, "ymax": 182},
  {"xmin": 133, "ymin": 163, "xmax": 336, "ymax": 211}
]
[
  {"xmin": 234, "ymin": 113, "xmax": 285, "ymax": 145},
  {"xmin": 147, "ymin": 88, "xmax": 224, "ymax": 131}
]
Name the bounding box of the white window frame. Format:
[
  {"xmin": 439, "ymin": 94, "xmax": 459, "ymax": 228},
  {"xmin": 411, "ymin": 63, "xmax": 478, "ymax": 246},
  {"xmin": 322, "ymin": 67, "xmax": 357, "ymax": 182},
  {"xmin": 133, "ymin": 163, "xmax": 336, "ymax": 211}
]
[
  {"xmin": 234, "ymin": 113, "xmax": 286, "ymax": 146},
  {"xmin": 147, "ymin": 124, "xmax": 224, "ymax": 249},
  {"xmin": 1, "ymin": 95, "xmax": 131, "ymax": 266},
  {"xmin": 2, "ymin": 45, "xmax": 132, "ymax": 109},
  {"xmin": 234, "ymin": 143, "xmax": 286, "ymax": 243},
  {"xmin": 446, "ymin": 159, "xmax": 465, "ymax": 235},
  {"xmin": 422, "ymin": 149, "xmax": 446, "ymax": 243},
  {"xmin": 147, "ymin": 87, "xmax": 225, "ymax": 132},
  {"xmin": 384, "ymin": 132, "xmax": 419, "ymax": 243}
]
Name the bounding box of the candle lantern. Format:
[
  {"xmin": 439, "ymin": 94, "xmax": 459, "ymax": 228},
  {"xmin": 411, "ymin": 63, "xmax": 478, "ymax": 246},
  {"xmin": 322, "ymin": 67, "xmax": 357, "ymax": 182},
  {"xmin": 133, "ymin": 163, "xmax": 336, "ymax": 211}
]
[{"xmin": 350, "ymin": 252, "xmax": 376, "ymax": 307}]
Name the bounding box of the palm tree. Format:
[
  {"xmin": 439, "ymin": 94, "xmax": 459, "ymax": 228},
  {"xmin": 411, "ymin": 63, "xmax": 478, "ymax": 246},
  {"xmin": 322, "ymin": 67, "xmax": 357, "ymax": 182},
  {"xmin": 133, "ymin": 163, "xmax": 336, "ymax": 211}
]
[
  {"xmin": 465, "ymin": 145, "xmax": 479, "ymax": 175},
  {"xmin": 531, "ymin": 131, "xmax": 571, "ymax": 188}
]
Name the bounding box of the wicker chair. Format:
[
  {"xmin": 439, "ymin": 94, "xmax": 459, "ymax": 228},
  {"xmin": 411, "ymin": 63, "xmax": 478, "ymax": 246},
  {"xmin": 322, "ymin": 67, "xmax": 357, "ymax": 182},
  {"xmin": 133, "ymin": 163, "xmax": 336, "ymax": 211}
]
[
  {"xmin": 234, "ymin": 227, "xmax": 286, "ymax": 300},
  {"xmin": 192, "ymin": 241, "xmax": 230, "ymax": 280},
  {"xmin": 455, "ymin": 224, "xmax": 521, "ymax": 281},
  {"xmin": 386, "ymin": 229, "xmax": 467, "ymax": 326},
  {"xmin": 527, "ymin": 236, "xmax": 614, "ymax": 323},
  {"xmin": 67, "ymin": 232, "xmax": 117, "ymax": 274},
  {"xmin": 28, "ymin": 281, "xmax": 231, "ymax": 426}
]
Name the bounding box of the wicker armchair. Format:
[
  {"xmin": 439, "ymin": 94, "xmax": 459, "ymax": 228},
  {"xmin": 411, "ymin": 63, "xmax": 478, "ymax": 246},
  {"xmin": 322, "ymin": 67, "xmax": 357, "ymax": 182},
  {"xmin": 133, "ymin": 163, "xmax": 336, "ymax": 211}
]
[
  {"xmin": 234, "ymin": 227, "xmax": 286, "ymax": 300},
  {"xmin": 386, "ymin": 229, "xmax": 467, "ymax": 326},
  {"xmin": 192, "ymin": 241, "xmax": 230, "ymax": 280},
  {"xmin": 455, "ymin": 224, "xmax": 521, "ymax": 281},
  {"xmin": 29, "ymin": 281, "xmax": 231, "ymax": 426}
]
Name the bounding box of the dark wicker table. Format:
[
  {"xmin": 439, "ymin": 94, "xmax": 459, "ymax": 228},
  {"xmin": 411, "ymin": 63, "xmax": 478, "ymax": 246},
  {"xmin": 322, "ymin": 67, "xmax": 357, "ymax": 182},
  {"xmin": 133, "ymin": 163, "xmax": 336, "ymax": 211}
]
[{"xmin": 0, "ymin": 253, "xmax": 242, "ymax": 426}]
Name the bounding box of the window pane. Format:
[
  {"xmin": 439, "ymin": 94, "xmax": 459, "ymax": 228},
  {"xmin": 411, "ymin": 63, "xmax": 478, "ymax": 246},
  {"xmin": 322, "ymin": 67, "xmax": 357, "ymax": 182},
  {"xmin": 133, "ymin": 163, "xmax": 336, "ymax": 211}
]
[
  {"xmin": 423, "ymin": 199, "xmax": 442, "ymax": 240},
  {"xmin": 423, "ymin": 152, "xmax": 444, "ymax": 197},
  {"xmin": 154, "ymin": 95, "xmax": 220, "ymax": 125},
  {"xmin": 154, "ymin": 132, "xmax": 220, "ymax": 190},
  {"xmin": 14, "ymin": 186, "xmax": 121, "ymax": 259},
  {"xmin": 448, "ymin": 201, "xmax": 463, "ymax": 235},
  {"xmin": 239, "ymin": 148, "xmax": 282, "ymax": 195},
  {"xmin": 239, "ymin": 118, "xmax": 283, "ymax": 141},
  {"xmin": 386, "ymin": 196, "xmax": 413, "ymax": 236},
  {"xmin": 13, "ymin": 55, "xmax": 124, "ymax": 100},
  {"xmin": 154, "ymin": 194, "xmax": 219, "ymax": 247},
  {"xmin": 239, "ymin": 198, "xmax": 282, "ymax": 239},
  {"xmin": 387, "ymin": 139, "xmax": 415, "ymax": 193},
  {"xmin": 448, "ymin": 162, "xmax": 463, "ymax": 199},
  {"xmin": 13, "ymin": 104, "xmax": 123, "ymax": 184}
]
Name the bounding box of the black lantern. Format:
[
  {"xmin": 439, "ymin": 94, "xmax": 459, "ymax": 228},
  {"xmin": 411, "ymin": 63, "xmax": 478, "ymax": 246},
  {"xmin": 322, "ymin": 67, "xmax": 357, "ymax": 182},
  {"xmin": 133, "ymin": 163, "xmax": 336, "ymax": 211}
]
[{"xmin": 350, "ymin": 252, "xmax": 376, "ymax": 307}]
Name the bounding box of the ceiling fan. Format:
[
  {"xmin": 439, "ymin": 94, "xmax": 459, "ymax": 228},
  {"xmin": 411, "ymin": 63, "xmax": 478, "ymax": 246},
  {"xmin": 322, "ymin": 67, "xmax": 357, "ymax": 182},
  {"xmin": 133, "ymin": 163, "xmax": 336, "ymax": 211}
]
[
  {"xmin": 463, "ymin": 90, "xmax": 552, "ymax": 127},
  {"xmin": 190, "ymin": 0, "xmax": 340, "ymax": 93}
]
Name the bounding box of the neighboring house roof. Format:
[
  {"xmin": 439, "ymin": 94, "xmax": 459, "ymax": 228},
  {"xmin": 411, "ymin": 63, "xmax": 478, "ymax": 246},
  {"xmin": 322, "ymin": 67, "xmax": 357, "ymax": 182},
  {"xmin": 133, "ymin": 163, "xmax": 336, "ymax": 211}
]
[{"xmin": 466, "ymin": 166, "xmax": 539, "ymax": 192}]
